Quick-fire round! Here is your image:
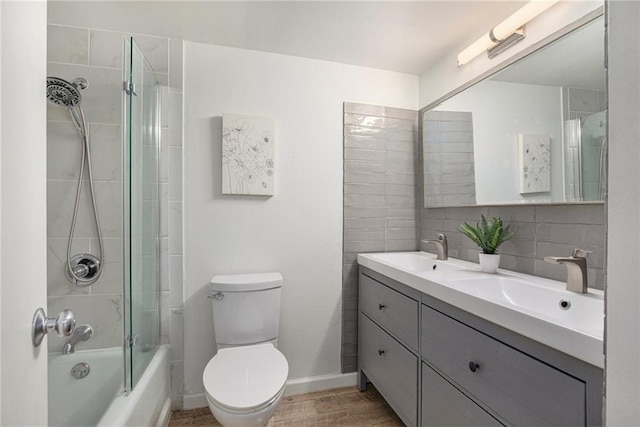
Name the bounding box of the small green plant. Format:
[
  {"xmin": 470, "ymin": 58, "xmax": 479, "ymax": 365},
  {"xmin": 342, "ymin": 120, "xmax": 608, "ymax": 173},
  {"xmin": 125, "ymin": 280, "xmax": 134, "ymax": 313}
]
[{"xmin": 459, "ymin": 215, "xmax": 517, "ymax": 254}]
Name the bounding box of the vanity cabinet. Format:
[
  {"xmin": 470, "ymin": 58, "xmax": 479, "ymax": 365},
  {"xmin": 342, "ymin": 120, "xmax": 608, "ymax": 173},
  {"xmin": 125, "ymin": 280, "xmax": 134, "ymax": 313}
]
[{"xmin": 357, "ymin": 267, "xmax": 603, "ymax": 427}]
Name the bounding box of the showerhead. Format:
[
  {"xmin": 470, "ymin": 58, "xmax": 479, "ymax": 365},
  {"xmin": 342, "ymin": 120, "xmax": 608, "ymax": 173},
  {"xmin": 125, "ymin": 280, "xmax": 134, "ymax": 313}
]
[{"xmin": 46, "ymin": 77, "xmax": 85, "ymax": 107}]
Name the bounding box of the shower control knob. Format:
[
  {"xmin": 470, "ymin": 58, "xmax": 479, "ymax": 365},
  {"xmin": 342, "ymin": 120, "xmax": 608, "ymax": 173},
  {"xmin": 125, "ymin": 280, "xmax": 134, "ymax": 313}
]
[{"xmin": 32, "ymin": 308, "xmax": 76, "ymax": 347}]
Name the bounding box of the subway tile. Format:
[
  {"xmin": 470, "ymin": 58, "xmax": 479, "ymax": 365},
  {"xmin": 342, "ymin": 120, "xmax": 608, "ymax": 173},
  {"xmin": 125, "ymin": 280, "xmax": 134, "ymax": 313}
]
[
  {"xmin": 386, "ymin": 239, "xmax": 418, "ymax": 252},
  {"xmin": 344, "ymin": 230, "xmax": 385, "ymax": 242},
  {"xmin": 343, "ymin": 241, "xmax": 385, "ymax": 253},
  {"xmin": 383, "ymin": 106, "xmax": 418, "ymax": 121},
  {"xmin": 535, "ymin": 223, "xmax": 605, "ymax": 246},
  {"xmin": 387, "ymin": 219, "xmax": 416, "ymax": 229},
  {"xmin": 486, "ymin": 206, "xmax": 536, "ymax": 223},
  {"xmin": 169, "ymin": 255, "xmax": 184, "ymax": 308},
  {"xmin": 385, "ymin": 208, "xmax": 415, "ymax": 220},
  {"xmin": 160, "ymin": 183, "xmax": 169, "ymax": 237},
  {"xmin": 90, "ymin": 30, "xmax": 124, "ymax": 68},
  {"xmin": 344, "ymin": 172, "xmax": 386, "ymax": 184},
  {"xmin": 344, "ymin": 148, "xmax": 386, "ymax": 162},
  {"xmin": 386, "ymin": 228, "xmax": 416, "ymax": 240},
  {"xmin": 344, "ymin": 207, "xmax": 387, "ymax": 219},
  {"xmin": 344, "ymin": 136, "xmax": 385, "ymax": 151},
  {"xmin": 160, "ymin": 127, "xmax": 169, "ymax": 183},
  {"xmin": 169, "ymin": 91, "xmax": 183, "ymax": 131},
  {"xmin": 133, "ymin": 35, "xmax": 169, "ymax": 73},
  {"xmin": 344, "ymin": 195, "xmax": 386, "ymax": 207},
  {"xmin": 535, "ymin": 204, "xmax": 605, "ymax": 225},
  {"xmin": 385, "ymin": 140, "xmax": 415, "ymax": 153},
  {"xmin": 344, "ymin": 103, "xmax": 385, "ymax": 117},
  {"xmin": 48, "ymin": 25, "xmax": 89, "ymax": 65},
  {"xmin": 385, "ymin": 173, "xmax": 415, "ymax": 185},
  {"xmin": 169, "ymin": 146, "xmax": 182, "ymax": 201},
  {"xmin": 169, "ymin": 39, "xmax": 183, "ymax": 91},
  {"xmin": 89, "ymin": 124, "xmax": 122, "ymax": 181},
  {"xmin": 344, "ymin": 218, "xmax": 386, "ymax": 229},
  {"xmin": 169, "ymin": 202, "xmax": 183, "ymax": 255},
  {"xmin": 385, "ymin": 195, "xmax": 415, "ymax": 209},
  {"xmin": 344, "ymin": 114, "xmax": 416, "ymax": 131},
  {"xmin": 170, "ymin": 309, "xmax": 184, "ymax": 362},
  {"xmin": 47, "ymin": 121, "xmax": 82, "ymax": 180},
  {"xmin": 160, "ymin": 237, "xmax": 169, "ymax": 292},
  {"xmin": 498, "ymin": 238, "xmax": 535, "ymax": 258},
  {"xmin": 344, "ymin": 183, "xmax": 385, "ymax": 196},
  {"xmin": 345, "ymin": 160, "xmax": 385, "ymax": 174},
  {"xmin": 385, "ymin": 184, "xmax": 415, "ymax": 197}
]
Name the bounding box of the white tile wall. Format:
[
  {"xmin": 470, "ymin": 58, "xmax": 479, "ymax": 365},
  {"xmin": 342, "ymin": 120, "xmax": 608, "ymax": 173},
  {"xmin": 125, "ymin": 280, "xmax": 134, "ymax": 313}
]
[{"xmin": 47, "ymin": 24, "xmax": 185, "ymax": 408}]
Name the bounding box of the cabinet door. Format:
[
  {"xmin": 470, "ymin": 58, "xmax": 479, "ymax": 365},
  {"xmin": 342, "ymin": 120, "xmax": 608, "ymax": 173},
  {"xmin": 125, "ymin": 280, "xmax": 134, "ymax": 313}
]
[
  {"xmin": 422, "ymin": 363, "xmax": 503, "ymax": 427},
  {"xmin": 360, "ymin": 314, "xmax": 418, "ymax": 426},
  {"xmin": 360, "ymin": 273, "xmax": 419, "ymax": 350},
  {"xmin": 421, "ymin": 305, "xmax": 586, "ymax": 426}
]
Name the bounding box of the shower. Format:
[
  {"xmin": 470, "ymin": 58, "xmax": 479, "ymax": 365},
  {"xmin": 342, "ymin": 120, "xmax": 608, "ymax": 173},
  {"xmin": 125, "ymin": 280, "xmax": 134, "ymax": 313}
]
[
  {"xmin": 46, "ymin": 76, "xmax": 104, "ymax": 286},
  {"xmin": 563, "ymin": 111, "xmax": 607, "ymax": 202}
]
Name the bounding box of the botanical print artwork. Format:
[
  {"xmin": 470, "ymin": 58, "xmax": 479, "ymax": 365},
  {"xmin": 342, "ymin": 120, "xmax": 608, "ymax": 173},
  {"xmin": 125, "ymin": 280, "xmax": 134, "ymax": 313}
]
[
  {"xmin": 518, "ymin": 134, "xmax": 551, "ymax": 194},
  {"xmin": 222, "ymin": 114, "xmax": 275, "ymax": 195}
]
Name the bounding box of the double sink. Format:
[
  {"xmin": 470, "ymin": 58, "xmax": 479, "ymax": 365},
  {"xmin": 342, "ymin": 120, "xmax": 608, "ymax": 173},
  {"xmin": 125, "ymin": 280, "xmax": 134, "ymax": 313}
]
[{"xmin": 357, "ymin": 251, "xmax": 604, "ymax": 368}]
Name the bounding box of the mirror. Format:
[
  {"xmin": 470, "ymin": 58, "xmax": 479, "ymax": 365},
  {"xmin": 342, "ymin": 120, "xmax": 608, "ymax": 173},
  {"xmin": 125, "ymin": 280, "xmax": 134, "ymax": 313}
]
[{"xmin": 422, "ymin": 15, "xmax": 605, "ymax": 207}]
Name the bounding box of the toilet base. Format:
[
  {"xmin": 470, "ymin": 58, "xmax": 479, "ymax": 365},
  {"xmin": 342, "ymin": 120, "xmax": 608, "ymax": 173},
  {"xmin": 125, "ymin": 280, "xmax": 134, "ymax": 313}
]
[{"xmin": 205, "ymin": 386, "xmax": 285, "ymax": 427}]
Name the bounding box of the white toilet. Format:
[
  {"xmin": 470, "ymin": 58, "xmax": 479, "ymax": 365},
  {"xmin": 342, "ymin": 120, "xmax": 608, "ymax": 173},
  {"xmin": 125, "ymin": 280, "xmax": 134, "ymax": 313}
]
[{"xmin": 203, "ymin": 272, "xmax": 289, "ymax": 427}]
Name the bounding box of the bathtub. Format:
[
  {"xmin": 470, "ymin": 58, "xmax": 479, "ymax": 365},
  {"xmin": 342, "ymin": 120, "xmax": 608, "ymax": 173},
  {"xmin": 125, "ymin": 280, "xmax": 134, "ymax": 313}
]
[{"xmin": 48, "ymin": 345, "xmax": 170, "ymax": 427}]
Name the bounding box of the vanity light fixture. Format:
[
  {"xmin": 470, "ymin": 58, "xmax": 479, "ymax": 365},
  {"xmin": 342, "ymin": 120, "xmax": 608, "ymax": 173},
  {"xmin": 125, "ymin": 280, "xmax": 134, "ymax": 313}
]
[{"xmin": 457, "ymin": 0, "xmax": 560, "ymax": 66}]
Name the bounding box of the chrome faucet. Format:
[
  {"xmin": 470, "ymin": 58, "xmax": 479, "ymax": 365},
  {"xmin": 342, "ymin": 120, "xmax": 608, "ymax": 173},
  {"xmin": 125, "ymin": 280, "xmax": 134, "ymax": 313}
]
[
  {"xmin": 421, "ymin": 233, "xmax": 448, "ymax": 260},
  {"xmin": 544, "ymin": 248, "xmax": 591, "ymax": 293},
  {"xmin": 62, "ymin": 324, "xmax": 93, "ymax": 355}
]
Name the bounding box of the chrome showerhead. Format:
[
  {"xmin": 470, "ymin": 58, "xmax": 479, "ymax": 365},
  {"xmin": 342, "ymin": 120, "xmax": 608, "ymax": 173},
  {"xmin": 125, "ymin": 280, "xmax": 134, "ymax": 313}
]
[{"xmin": 46, "ymin": 77, "xmax": 87, "ymax": 107}]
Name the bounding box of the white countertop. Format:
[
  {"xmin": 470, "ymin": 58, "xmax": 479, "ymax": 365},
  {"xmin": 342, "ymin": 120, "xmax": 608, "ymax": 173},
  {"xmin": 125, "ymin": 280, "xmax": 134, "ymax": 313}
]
[{"xmin": 357, "ymin": 251, "xmax": 604, "ymax": 368}]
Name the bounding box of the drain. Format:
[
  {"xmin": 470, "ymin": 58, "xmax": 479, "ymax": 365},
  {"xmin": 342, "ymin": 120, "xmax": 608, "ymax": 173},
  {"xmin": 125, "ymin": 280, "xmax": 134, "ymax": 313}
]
[
  {"xmin": 559, "ymin": 299, "xmax": 572, "ymax": 310},
  {"xmin": 71, "ymin": 362, "xmax": 90, "ymax": 379}
]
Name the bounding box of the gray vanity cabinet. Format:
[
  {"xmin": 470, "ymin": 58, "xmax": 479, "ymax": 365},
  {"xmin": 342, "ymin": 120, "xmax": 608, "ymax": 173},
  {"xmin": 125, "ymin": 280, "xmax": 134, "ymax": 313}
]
[
  {"xmin": 422, "ymin": 362, "xmax": 502, "ymax": 427},
  {"xmin": 422, "ymin": 305, "xmax": 585, "ymax": 426},
  {"xmin": 358, "ymin": 266, "xmax": 603, "ymax": 427},
  {"xmin": 358, "ymin": 270, "xmax": 421, "ymax": 426}
]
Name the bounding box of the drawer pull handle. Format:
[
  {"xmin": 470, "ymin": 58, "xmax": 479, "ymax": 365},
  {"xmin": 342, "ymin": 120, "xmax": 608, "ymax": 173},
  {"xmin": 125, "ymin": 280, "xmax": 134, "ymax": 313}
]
[
  {"xmin": 378, "ymin": 349, "xmax": 385, "ymax": 356},
  {"xmin": 468, "ymin": 361, "xmax": 479, "ymax": 372},
  {"xmin": 378, "ymin": 304, "xmax": 385, "ymax": 310}
]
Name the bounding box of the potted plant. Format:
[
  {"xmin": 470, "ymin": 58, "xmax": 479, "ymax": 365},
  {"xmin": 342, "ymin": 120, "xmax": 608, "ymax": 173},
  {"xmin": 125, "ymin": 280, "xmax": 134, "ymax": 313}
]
[{"xmin": 459, "ymin": 215, "xmax": 518, "ymax": 273}]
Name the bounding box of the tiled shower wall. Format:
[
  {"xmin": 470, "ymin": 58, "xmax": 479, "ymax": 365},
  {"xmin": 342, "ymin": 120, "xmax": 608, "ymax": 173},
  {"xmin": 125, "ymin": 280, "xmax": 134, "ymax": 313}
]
[
  {"xmin": 46, "ymin": 24, "xmax": 185, "ymax": 408},
  {"xmin": 342, "ymin": 102, "xmax": 418, "ymax": 372},
  {"xmin": 342, "ymin": 102, "xmax": 606, "ymax": 372}
]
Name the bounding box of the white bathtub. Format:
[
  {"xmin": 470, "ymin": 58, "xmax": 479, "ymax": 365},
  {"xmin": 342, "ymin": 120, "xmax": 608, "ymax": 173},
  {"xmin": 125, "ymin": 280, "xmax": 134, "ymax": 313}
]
[{"xmin": 48, "ymin": 345, "xmax": 170, "ymax": 427}]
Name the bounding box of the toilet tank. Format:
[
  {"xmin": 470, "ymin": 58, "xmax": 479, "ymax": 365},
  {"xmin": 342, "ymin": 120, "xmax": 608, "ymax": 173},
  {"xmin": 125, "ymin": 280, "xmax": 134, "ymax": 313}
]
[{"xmin": 210, "ymin": 272, "xmax": 283, "ymax": 347}]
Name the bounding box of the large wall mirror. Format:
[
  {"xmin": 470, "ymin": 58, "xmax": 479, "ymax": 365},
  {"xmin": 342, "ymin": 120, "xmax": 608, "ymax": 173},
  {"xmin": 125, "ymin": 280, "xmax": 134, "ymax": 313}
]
[{"xmin": 422, "ymin": 14, "xmax": 605, "ymax": 207}]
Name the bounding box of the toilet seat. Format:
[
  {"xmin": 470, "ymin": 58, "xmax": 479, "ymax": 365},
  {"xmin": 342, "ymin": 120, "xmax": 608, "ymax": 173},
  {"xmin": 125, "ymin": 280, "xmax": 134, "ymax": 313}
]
[{"xmin": 203, "ymin": 343, "xmax": 289, "ymax": 413}]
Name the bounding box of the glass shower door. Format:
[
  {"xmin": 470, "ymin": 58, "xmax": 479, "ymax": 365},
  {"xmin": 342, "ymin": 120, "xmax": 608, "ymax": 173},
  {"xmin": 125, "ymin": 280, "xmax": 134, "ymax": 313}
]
[{"xmin": 124, "ymin": 36, "xmax": 160, "ymax": 390}]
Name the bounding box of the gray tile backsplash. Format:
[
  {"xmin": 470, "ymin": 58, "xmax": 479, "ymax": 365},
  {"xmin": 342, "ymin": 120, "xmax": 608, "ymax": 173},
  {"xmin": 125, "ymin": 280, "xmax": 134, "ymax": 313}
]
[
  {"xmin": 342, "ymin": 102, "xmax": 418, "ymax": 372},
  {"xmin": 342, "ymin": 101, "xmax": 606, "ymax": 373}
]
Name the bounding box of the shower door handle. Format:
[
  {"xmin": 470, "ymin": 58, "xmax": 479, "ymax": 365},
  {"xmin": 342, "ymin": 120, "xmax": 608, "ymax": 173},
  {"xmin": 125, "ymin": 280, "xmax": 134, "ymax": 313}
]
[{"xmin": 32, "ymin": 308, "xmax": 76, "ymax": 347}]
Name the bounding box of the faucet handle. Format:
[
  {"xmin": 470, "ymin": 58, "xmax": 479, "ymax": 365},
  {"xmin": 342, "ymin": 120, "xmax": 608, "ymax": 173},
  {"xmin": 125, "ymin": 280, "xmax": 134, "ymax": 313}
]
[
  {"xmin": 572, "ymin": 248, "xmax": 592, "ymax": 258},
  {"xmin": 437, "ymin": 233, "xmax": 447, "ymax": 241}
]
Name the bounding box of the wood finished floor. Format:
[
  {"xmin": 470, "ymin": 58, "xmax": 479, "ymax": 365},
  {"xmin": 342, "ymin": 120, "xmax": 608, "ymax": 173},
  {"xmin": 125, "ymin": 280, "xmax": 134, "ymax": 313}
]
[{"xmin": 169, "ymin": 386, "xmax": 404, "ymax": 426}]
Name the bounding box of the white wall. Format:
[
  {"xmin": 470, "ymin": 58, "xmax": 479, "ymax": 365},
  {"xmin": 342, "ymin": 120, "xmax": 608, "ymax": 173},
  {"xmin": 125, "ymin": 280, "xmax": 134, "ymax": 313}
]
[
  {"xmin": 606, "ymin": 1, "xmax": 640, "ymax": 423},
  {"xmin": 0, "ymin": 1, "xmax": 48, "ymax": 424},
  {"xmin": 435, "ymin": 80, "xmax": 563, "ymax": 203},
  {"xmin": 183, "ymin": 42, "xmax": 417, "ymax": 400},
  {"xmin": 419, "ymin": 1, "xmax": 603, "ymax": 107}
]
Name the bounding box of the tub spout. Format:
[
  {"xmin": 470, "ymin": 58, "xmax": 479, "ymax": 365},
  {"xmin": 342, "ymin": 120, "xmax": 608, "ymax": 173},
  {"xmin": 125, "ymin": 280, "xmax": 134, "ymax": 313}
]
[{"xmin": 62, "ymin": 324, "xmax": 93, "ymax": 355}]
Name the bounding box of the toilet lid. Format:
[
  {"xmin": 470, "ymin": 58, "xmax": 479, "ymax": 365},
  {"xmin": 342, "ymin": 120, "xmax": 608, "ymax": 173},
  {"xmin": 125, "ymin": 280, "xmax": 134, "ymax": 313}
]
[{"xmin": 203, "ymin": 344, "xmax": 289, "ymax": 411}]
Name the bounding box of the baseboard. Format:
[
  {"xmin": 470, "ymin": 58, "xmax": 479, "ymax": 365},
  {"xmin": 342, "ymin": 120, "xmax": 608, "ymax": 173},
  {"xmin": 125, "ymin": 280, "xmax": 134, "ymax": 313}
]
[
  {"xmin": 284, "ymin": 372, "xmax": 358, "ymax": 396},
  {"xmin": 182, "ymin": 372, "xmax": 358, "ymax": 410}
]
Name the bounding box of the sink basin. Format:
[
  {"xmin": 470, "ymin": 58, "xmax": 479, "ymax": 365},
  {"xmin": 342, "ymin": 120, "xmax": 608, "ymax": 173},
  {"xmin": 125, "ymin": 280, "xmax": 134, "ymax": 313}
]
[
  {"xmin": 357, "ymin": 251, "xmax": 604, "ymax": 368},
  {"xmin": 366, "ymin": 252, "xmax": 463, "ymax": 273},
  {"xmin": 447, "ymin": 276, "xmax": 604, "ymax": 337}
]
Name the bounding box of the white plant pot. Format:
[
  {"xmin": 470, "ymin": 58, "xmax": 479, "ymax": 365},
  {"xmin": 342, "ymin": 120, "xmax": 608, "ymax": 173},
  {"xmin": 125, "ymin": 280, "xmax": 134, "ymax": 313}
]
[{"xmin": 479, "ymin": 253, "xmax": 501, "ymax": 274}]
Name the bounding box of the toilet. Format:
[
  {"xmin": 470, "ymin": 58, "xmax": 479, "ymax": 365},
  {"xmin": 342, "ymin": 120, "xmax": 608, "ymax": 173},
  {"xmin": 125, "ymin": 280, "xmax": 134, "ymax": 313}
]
[{"xmin": 203, "ymin": 272, "xmax": 289, "ymax": 427}]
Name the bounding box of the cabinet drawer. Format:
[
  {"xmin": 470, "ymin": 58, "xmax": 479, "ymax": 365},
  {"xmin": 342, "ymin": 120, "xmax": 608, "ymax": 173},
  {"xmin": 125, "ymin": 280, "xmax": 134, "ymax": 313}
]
[
  {"xmin": 360, "ymin": 314, "xmax": 418, "ymax": 426},
  {"xmin": 421, "ymin": 305, "xmax": 586, "ymax": 426},
  {"xmin": 360, "ymin": 273, "xmax": 419, "ymax": 350},
  {"xmin": 422, "ymin": 362, "xmax": 503, "ymax": 427}
]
